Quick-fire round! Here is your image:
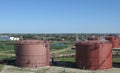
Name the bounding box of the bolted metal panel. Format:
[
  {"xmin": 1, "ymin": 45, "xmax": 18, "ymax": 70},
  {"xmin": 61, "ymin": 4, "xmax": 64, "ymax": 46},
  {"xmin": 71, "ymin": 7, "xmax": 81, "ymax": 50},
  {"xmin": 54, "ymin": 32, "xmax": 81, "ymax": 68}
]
[
  {"xmin": 15, "ymin": 40, "xmax": 49, "ymax": 68},
  {"xmin": 76, "ymin": 40, "xmax": 112, "ymax": 70},
  {"xmin": 105, "ymin": 36, "xmax": 119, "ymax": 48}
]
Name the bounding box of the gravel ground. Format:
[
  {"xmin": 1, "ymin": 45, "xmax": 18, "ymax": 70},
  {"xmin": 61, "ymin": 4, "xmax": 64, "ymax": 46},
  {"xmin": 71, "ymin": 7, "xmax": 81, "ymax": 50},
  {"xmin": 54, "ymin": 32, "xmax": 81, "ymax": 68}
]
[{"xmin": 0, "ymin": 65, "xmax": 120, "ymax": 73}]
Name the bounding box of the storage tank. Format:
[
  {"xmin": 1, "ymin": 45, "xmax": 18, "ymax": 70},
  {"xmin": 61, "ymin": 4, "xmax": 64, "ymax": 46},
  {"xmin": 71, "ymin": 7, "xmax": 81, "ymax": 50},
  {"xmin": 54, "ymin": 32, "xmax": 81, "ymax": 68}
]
[
  {"xmin": 105, "ymin": 36, "xmax": 119, "ymax": 48},
  {"xmin": 15, "ymin": 40, "xmax": 49, "ymax": 68},
  {"xmin": 76, "ymin": 40, "xmax": 112, "ymax": 70}
]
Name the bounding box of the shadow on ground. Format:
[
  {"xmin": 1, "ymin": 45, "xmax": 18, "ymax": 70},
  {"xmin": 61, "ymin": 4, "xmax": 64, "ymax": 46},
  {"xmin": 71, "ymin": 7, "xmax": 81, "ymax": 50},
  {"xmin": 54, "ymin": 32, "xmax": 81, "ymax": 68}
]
[
  {"xmin": 1, "ymin": 59, "xmax": 120, "ymax": 69},
  {"xmin": 51, "ymin": 61, "xmax": 77, "ymax": 68},
  {"xmin": 0, "ymin": 58, "xmax": 16, "ymax": 66},
  {"xmin": 52, "ymin": 61, "xmax": 120, "ymax": 69},
  {"xmin": 113, "ymin": 62, "xmax": 120, "ymax": 68}
]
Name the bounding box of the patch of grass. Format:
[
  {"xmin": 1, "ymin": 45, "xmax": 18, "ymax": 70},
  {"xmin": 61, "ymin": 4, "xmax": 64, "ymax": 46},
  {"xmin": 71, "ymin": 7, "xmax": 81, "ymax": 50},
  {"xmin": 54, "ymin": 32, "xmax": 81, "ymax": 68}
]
[
  {"xmin": 56, "ymin": 57, "xmax": 75, "ymax": 62},
  {"xmin": 56, "ymin": 57, "xmax": 120, "ymax": 63},
  {"xmin": 0, "ymin": 55, "xmax": 15, "ymax": 60},
  {"xmin": 0, "ymin": 41, "xmax": 15, "ymax": 50},
  {"xmin": 0, "ymin": 64, "xmax": 4, "ymax": 71},
  {"xmin": 0, "ymin": 56, "xmax": 11, "ymax": 59},
  {"xmin": 58, "ymin": 50, "xmax": 75, "ymax": 54},
  {"xmin": 113, "ymin": 58, "xmax": 120, "ymax": 63},
  {"xmin": 2, "ymin": 50, "xmax": 15, "ymax": 54},
  {"xmin": 0, "ymin": 50, "xmax": 15, "ymax": 54}
]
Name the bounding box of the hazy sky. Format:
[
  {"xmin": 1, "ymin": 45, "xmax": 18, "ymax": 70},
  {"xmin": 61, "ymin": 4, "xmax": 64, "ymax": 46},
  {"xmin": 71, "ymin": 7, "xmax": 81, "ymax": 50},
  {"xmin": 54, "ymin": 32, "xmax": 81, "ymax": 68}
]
[{"xmin": 0, "ymin": 0, "xmax": 120, "ymax": 33}]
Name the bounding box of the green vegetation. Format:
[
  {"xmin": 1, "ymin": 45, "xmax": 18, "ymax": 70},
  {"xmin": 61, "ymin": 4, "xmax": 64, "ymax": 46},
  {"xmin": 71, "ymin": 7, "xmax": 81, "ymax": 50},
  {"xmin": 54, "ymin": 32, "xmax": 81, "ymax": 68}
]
[
  {"xmin": 58, "ymin": 50, "xmax": 75, "ymax": 54},
  {"xmin": 56, "ymin": 57, "xmax": 120, "ymax": 63},
  {"xmin": 0, "ymin": 50, "xmax": 15, "ymax": 54},
  {"xmin": 56, "ymin": 57, "xmax": 75, "ymax": 62},
  {"xmin": 0, "ymin": 55, "xmax": 15, "ymax": 60},
  {"xmin": 0, "ymin": 41, "xmax": 15, "ymax": 50},
  {"xmin": 113, "ymin": 58, "xmax": 120, "ymax": 63},
  {"xmin": 0, "ymin": 41, "xmax": 15, "ymax": 61},
  {"xmin": 0, "ymin": 64, "xmax": 4, "ymax": 71}
]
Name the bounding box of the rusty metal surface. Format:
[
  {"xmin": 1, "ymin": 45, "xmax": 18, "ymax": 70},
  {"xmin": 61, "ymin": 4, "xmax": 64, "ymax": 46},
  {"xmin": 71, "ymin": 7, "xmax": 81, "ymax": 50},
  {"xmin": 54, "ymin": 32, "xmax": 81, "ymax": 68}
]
[
  {"xmin": 105, "ymin": 36, "xmax": 119, "ymax": 48},
  {"xmin": 76, "ymin": 41, "xmax": 112, "ymax": 70},
  {"xmin": 15, "ymin": 40, "xmax": 49, "ymax": 68}
]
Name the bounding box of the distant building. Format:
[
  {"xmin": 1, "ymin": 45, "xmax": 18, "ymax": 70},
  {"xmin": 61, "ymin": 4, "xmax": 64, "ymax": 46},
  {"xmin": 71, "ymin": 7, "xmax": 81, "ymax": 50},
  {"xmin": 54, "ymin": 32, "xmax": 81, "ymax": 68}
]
[
  {"xmin": 10, "ymin": 37, "xmax": 20, "ymax": 41},
  {"xmin": 0, "ymin": 35, "xmax": 20, "ymax": 41}
]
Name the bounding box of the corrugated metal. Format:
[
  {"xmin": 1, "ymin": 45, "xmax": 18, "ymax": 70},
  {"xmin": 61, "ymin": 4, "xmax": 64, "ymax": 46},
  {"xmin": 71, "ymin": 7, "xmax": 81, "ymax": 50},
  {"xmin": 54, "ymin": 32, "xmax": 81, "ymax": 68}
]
[
  {"xmin": 76, "ymin": 40, "xmax": 112, "ymax": 70},
  {"xmin": 15, "ymin": 40, "xmax": 49, "ymax": 68}
]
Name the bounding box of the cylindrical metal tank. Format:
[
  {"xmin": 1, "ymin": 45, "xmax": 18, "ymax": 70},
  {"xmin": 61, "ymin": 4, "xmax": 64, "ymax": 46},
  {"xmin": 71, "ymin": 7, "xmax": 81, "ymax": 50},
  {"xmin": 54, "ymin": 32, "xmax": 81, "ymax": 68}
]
[
  {"xmin": 15, "ymin": 40, "xmax": 49, "ymax": 68},
  {"xmin": 105, "ymin": 36, "xmax": 119, "ymax": 48},
  {"xmin": 76, "ymin": 40, "xmax": 112, "ymax": 70}
]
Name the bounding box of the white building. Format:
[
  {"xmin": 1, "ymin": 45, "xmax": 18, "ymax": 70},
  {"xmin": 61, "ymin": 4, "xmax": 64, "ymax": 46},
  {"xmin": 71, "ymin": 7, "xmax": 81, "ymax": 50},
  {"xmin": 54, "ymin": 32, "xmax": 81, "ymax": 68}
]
[{"xmin": 10, "ymin": 37, "xmax": 20, "ymax": 41}]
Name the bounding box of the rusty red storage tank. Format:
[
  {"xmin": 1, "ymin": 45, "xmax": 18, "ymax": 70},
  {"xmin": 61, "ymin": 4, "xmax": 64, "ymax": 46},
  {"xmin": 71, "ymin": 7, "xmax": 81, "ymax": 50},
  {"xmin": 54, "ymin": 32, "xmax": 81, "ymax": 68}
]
[
  {"xmin": 105, "ymin": 36, "xmax": 119, "ymax": 48},
  {"xmin": 15, "ymin": 40, "xmax": 49, "ymax": 68},
  {"xmin": 75, "ymin": 40, "xmax": 112, "ymax": 70}
]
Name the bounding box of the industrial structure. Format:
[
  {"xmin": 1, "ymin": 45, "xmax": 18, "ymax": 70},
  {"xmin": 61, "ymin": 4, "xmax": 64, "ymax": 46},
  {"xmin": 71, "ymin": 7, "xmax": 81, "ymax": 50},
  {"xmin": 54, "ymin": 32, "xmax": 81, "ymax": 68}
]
[
  {"xmin": 0, "ymin": 34, "xmax": 120, "ymax": 71},
  {"xmin": 75, "ymin": 40, "xmax": 112, "ymax": 70},
  {"xmin": 105, "ymin": 36, "xmax": 120, "ymax": 48},
  {"xmin": 15, "ymin": 40, "xmax": 49, "ymax": 68}
]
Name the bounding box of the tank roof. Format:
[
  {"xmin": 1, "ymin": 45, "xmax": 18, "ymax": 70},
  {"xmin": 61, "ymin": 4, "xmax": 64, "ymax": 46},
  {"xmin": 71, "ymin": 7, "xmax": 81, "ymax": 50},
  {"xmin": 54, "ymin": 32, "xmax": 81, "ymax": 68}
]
[
  {"xmin": 76, "ymin": 40, "xmax": 110, "ymax": 45},
  {"xmin": 16, "ymin": 40, "xmax": 49, "ymax": 44}
]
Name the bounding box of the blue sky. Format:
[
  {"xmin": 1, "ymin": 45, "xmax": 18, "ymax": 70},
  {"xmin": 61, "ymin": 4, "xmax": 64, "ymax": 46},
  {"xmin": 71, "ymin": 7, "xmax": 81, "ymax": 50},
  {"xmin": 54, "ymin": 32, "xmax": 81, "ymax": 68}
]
[{"xmin": 0, "ymin": 0, "xmax": 120, "ymax": 33}]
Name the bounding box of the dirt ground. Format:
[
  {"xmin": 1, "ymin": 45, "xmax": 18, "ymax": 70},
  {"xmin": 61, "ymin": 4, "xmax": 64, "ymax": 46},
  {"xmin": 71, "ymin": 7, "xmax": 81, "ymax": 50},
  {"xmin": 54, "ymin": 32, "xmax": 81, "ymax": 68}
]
[{"xmin": 0, "ymin": 65, "xmax": 120, "ymax": 73}]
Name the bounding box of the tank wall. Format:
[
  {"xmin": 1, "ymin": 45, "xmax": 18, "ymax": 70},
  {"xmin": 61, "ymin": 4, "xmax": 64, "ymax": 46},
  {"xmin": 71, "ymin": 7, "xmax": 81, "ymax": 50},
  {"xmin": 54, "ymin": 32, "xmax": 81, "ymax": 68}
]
[
  {"xmin": 76, "ymin": 41, "xmax": 112, "ymax": 70},
  {"xmin": 105, "ymin": 36, "xmax": 119, "ymax": 48},
  {"xmin": 15, "ymin": 40, "xmax": 49, "ymax": 68}
]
